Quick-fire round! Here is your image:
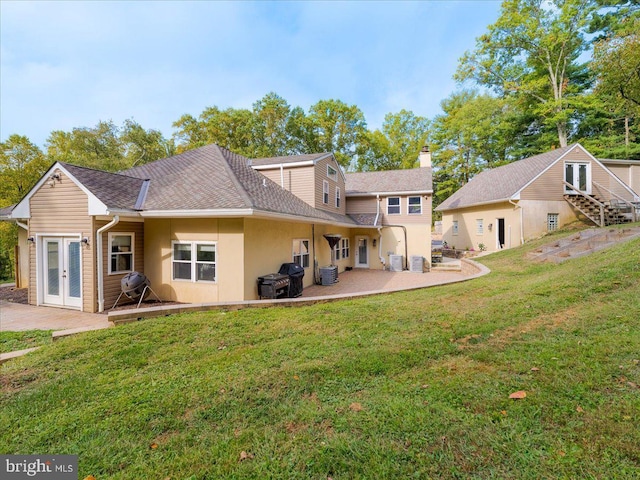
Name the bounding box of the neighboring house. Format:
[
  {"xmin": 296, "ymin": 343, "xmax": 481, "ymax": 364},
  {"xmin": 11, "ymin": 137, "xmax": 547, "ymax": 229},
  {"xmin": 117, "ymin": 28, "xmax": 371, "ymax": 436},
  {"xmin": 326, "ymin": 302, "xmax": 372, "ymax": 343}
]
[
  {"xmin": 436, "ymin": 144, "xmax": 640, "ymax": 252},
  {"xmin": 1, "ymin": 144, "xmax": 433, "ymax": 312}
]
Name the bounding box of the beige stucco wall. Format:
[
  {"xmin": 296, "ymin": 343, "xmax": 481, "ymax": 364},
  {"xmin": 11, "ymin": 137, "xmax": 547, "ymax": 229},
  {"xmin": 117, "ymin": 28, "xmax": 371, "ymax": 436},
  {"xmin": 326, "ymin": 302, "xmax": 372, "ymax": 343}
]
[
  {"xmin": 143, "ymin": 217, "xmax": 245, "ymax": 304},
  {"xmin": 27, "ymin": 169, "xmax": 95, "ymax": 311}
]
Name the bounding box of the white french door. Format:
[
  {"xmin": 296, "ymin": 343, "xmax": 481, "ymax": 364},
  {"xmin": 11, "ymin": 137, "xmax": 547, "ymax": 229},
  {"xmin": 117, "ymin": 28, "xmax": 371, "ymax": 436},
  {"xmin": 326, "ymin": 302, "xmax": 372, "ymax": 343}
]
[
  {"xmin": 355, "ymin": 236, "xmax": 369, "ymax": 268},
  {"xmin": 565, "ymin": 162, "xmax": 591, "ymax": 194},
  {"xmin": 42, "ymin": 237, "xmax": 82, "ymax": 309}
]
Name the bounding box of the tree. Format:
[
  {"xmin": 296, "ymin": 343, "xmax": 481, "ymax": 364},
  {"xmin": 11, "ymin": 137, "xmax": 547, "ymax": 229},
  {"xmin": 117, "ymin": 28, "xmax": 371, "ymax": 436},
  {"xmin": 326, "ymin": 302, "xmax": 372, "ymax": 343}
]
[
  {"xmin": 120, "ymin": 119, "xmax": 175, "ymax": 167},
  {"xmin": 358, "ymin": 110, "xmax": 430, "ymax": 171},
  {"xmin": 456, "ymin": 0, "xmax": 596, "ymax": 148},
  {"xmin": 251, "ymin": 92, "xmax": 294, "ymax": 157},
  {"xmin": 0, "ymin": 135, "xmax": 49, "ymax": 280},
  {"xmin": 306, "ymin": 99, "xmax": 368, "ymax": 170}
]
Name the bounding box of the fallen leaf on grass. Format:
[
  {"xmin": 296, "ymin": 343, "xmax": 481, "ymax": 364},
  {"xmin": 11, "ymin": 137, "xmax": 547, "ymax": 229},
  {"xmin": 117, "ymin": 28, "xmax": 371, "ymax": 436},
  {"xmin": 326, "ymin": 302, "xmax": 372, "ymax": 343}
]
[
  {"xmin": 509, "ymin": 390, "xmax": 527, "ymax": 400},
  {"xmin": 239, "ymin": 451, "xmax": 254, "ymax": 462},
  {"xmin": 500, "ymin": 410, "xmax": 507, "ymax": 416},
  {"xmin": 530, "ymin": 367, "xmax": 540, "ymax": 372},
  {"xmin": 150, "ymin": 443, "xmax": 159, "ymax": 450},
  {"xmin": 558, "ymin": 451, "xmax": 566, "ymax": 457},
  {"xmin": 349, "ymin": 402, "xmax": 363, "ymax": 412},
  {"xmin": 83, "ymin": 476, "xmax": 97, "ymax": 480},
  {"xmin": 576, "ymin": 406, "xmax": 584, "ymax": 413}
]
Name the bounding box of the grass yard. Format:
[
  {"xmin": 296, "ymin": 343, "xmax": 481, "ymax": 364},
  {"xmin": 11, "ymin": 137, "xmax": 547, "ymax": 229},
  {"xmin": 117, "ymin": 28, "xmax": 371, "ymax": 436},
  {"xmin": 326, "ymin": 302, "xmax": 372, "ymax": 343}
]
[
  {"xmin": 1, "ymin": 227, "xmax": 639, "ymax": 479},
  {"xmin": 0, "ymin": 330, "xmax": 53, "ymax": 354}
]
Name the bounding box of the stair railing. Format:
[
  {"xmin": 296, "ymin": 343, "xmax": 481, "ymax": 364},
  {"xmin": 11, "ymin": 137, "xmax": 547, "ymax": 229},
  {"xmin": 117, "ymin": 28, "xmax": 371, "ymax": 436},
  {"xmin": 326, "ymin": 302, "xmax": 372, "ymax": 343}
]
[
  {"xmin": 593, "ymin": 181, "xmax": 638, "ymax": 222},
  {"xmin": 563, "ymin": 181, "xmax": 605, "ymax": 226}
]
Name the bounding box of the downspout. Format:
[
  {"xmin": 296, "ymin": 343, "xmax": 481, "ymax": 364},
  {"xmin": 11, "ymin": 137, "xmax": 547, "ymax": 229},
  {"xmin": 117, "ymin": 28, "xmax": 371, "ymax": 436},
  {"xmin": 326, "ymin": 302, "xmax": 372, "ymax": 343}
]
[
  {"xmin": 96, "ymin": 215, "xmax": 119, "ymax": 312},
  {"xmin": 280, "ymin": 164, "xmax": 284, "ymax": 188},
  {"xmin": 375, "ymin": 195, "xmax": 386, "ymax": 268},
  {"xmin": 509, "ymin": 199, "xmax": 524, "ymax": 246},
  {"xmin": 15, "ymin": 221, "xmax": 28, "ymax": 231}
]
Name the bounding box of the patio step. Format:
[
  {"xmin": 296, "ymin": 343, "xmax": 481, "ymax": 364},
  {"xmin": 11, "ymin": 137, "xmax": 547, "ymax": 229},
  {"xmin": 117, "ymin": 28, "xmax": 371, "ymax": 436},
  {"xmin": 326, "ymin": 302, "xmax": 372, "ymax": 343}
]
[{"xmin": 431, "ymin": 262, "xmax": 462, "ymax": 272}]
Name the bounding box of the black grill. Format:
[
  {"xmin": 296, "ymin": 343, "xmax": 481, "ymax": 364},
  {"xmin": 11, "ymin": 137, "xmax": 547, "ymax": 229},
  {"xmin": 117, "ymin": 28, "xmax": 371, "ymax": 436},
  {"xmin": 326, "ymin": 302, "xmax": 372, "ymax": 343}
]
[
  {"xmin": 257, "ymin": 273, "xmax": 290, "ymax": 299},
  {"xmin": 278, "ymin": 263, "xmax": 305, "ymax": 297}
]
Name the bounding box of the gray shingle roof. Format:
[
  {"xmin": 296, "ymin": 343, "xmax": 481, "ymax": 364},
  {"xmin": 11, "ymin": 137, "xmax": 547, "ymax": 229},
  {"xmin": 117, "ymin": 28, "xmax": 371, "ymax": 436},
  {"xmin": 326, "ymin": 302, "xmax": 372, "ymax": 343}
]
[
  {"xmin": 345, "ymin": 168, "xmax": 433, "ymax": 195},
  {"xmin": 60, "ymin": 162, "xmax": 147, "ymax": 211},
  {"xmin": 123, "ymin": 144, "xmax": 357, "ymax": 225},
  {"xmin": 251, "ymin": 153, "xmax": 332, "ymax": 166},
  {"xmin": 436, "ymin": 144, "xmax": 576, "ymax": 211}
]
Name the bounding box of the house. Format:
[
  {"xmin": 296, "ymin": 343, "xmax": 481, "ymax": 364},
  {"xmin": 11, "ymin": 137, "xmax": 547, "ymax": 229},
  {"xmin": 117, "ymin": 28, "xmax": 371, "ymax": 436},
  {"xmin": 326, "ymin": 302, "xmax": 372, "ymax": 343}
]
[
  {"xmin": 436, "ymin": 144, "xmax": 640, "ymax": 252},
  {"xmin": 1, "ymin": 144, "xmax": 433, "ymax": 312}
]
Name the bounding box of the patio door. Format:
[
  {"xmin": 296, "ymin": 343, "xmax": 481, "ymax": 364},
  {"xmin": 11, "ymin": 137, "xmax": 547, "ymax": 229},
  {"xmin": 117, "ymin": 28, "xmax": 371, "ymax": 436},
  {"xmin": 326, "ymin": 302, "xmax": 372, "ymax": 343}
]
[
  {"xmin": 355, "ymin": 236, "xmax": 369, "ymax": 268},
  {"xmin": 565, "ymin": 162, "xmax": 591, "ymax": 194},
  {"xmin": 42, "ymin": 237, "xmax": 82, "ymax": 309}
]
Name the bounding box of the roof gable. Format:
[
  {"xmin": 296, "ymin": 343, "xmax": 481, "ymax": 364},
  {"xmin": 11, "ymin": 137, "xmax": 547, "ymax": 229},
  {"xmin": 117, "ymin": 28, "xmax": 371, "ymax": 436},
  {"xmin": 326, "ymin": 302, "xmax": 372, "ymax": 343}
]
[{"xmin": 436, "ymin": 144, "xmax": 579, "ymax": 211}]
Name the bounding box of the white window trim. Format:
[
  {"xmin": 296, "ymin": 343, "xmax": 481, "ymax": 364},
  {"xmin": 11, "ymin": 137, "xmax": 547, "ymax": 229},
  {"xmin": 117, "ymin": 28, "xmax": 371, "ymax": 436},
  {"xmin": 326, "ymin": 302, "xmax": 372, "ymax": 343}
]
[
  {"xmin": 292, "ymin": 239, "xmax": 310, "ymax": 269},
  {"xmin": 408, "ymin": 196, "xmax": 422, "ymax": 215},
  {"xmin": 171, "ymin": 241, "xmax": 217, "ymax": 283},
  {"xmin": 336, "ymin": 186, "xmax": 341, "ymax": 208},
  {"xmin": 108, "ymin": 232, "xmax": 134, "ymax": 275},
  {"xmin": 323, "ymin": 180, "xmax": 329, "ymax": 204},
  {"xmin": 341, "ymin": 238, "xmax": 350, "ymax": 259},
  {"xmin": 387, "ymin": 197, "xmax": 400, "ymax": 215},
  {"xmin": 476, "ymin": 219, "xmax": 484, "ymax": 235},
  {"xmin": 327, "ymin": 164, "xmax": 338, "ymax": 181}
]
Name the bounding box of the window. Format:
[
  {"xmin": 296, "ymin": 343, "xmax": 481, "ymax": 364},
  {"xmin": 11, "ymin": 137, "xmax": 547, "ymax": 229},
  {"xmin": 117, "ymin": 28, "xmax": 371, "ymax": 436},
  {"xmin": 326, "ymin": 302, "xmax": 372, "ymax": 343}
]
[
  {"xmin": 336, "ymin": 187, "xmax": 341, "ymax": 208},
  {"xmin": 327, "ymin": 164, "xmax": 338, "ymax": 181},
  {"xmin": 341, "ymin": 238, "xmax": 350, "ymax": 259},
  {"xmin": 109, "ymin": 233, "xmax": 134, "ymax": 274},
  {"xmin": 476, "ymin": 219, "xmax": 484, "ymax": 235},
  {"xmin": 323, "ymin": 181, "xmax": 329, "ymax": 204},
  {"xmin": 408, "ymin": 196, "xmax": 422, "ymax": 214},
  {"xmin": 387, "ymin": 197, "xmax": 400, "ymax": 215},
  {"xmin": 334, "ymin": 243, "xmax": 341, "ymax": 260},
  {"xmin": 548, "ymin": 213, "xmax": 559, "ymax": 232},
  {"xmin": 293, "ymin": 239, "xmax": 310, "ymax": 268},
  {"xmin": 453, "ymin": 220, "xmax": 459, "ymax": 235},
  {"xmin": 172, "ymin": 241, "xmax": 216, "ymax": 282}
]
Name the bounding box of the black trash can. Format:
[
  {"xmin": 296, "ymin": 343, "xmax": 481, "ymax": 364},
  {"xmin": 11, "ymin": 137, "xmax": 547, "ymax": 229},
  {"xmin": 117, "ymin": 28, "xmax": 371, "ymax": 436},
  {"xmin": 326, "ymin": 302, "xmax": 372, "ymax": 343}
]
[{"xmin": 279, "ymin": 263, "xmax": 305, "ymax": 297}]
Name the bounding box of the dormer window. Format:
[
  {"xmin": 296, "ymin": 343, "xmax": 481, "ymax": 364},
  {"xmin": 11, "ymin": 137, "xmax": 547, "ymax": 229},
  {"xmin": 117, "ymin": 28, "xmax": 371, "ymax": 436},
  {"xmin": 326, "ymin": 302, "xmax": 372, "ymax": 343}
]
[{"xmin": 327, "ymin": 165, "xmax": 337, "ymax": 181}]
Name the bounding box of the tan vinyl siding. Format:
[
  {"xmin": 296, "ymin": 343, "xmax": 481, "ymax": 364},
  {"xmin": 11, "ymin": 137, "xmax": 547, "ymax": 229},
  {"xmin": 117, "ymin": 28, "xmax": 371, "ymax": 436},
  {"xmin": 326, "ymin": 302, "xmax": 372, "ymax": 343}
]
[
  {"xmin": 345, "ymin": 197, "xmax": 378, "ymax": 215},
  {"xmin": 380, "ymin": 195, "xmax": 431, "ymax": 226},
  {"xmin": 314, "ymin": 157, "xmax": 346, "ymax": 215},
  {"xmin": 520, "ymin": 159, "xmax": 564, "ymax": 201},
  {"xmin": 257, "ymin": 165, "xmax": 316, "ymax": 207},
  {"xmin": 98, "ymin": 220, "xmax": 144, "ymax": 310},
  {"xmin": 27, "ymin": 170, "xmax": 95, "ymax": 311}
]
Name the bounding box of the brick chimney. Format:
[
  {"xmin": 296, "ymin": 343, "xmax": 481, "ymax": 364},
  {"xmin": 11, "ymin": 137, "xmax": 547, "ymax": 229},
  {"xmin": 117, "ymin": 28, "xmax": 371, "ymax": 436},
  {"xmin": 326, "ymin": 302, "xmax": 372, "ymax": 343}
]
[{"xmin": 419, "ymin": 146, "xmax": 431, "ymax": 168}]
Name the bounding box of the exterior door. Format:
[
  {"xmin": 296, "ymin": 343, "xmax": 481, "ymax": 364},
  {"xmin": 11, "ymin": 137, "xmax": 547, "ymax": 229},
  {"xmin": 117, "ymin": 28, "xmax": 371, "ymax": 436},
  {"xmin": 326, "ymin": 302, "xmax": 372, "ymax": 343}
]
[
  {"xmin": 565, "ymin": 162, "xmax": 591, "ymax": 194},
  {"xmin": 42, "ymin": 237, "xmax": 82, "ymax": 309},
  {"xmin": 497, "ymin": 218, "xmax": 505, "ymax": 249},
  {"xmin": 355, "ymin": 236, "xmax": 369, "ymax": 268}
]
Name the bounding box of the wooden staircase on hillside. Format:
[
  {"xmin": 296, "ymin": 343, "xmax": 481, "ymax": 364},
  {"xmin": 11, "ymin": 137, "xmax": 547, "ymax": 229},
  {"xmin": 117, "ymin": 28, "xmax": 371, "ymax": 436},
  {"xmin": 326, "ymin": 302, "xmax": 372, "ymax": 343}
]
[{"xmin": 563, "ymin": 181, "xmax": 637, "ymax": 227}]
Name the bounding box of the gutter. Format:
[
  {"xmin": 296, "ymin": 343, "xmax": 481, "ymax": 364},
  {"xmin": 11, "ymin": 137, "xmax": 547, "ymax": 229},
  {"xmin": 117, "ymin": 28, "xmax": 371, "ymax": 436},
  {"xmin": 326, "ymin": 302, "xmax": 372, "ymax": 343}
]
[
  {"xmin": 509, "ymin": 198, "xmax": 524, "ymax": 246},
  {"xmin": 374, "ymin": 195, "xmax": 385, "ymax": 268},
  {"xmin": 15, "ymin": 221, "xmax": 28, "ymax": 231},
  {"xmin": 96, "ymin": 215, "xmax": 120, "ymax": 312}
]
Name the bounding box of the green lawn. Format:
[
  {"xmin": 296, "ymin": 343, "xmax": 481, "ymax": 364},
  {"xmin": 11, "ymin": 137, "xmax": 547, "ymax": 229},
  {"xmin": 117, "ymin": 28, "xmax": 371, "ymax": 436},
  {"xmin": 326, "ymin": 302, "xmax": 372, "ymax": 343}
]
[
  {"xmin": 1, "ymin": 227, "xmax": 639, "ymax": 479},
  {"xmin": 0, "ymin": 330, "xmax": 52, "ymax": 354}
]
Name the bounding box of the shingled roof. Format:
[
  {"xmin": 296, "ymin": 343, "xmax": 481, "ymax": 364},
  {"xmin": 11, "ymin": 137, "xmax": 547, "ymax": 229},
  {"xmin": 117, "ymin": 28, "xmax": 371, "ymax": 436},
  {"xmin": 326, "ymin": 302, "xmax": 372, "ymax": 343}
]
[
  {"xmin": 123, "ymin": 144, "xmax": 357, "ymax": 225},
  {"xmin": 345, "ymin": 168, "xmax": 433, "ymax": 195},
  {"xmin": 436, "ymin": 144, "xmax": 577, "ymax": 211},
  {"xmin": 59, "ymin": 162, "xmax": 147, "ymax": 211}
]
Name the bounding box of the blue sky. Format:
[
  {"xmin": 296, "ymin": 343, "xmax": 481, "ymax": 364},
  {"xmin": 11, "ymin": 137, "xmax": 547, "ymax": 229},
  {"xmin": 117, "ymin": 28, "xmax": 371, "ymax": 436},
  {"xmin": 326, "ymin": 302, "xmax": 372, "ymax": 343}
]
[{"xmin": 1, "ymin": 0, "xmax": 502, "ymax": 148}]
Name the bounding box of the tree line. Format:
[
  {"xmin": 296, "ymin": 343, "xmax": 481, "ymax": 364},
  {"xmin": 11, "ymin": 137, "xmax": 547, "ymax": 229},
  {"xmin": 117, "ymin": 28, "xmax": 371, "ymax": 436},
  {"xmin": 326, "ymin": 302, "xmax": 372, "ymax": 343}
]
[{"xmin": 0, "ymin": 0, "xmax": 638, "ymax": 279}]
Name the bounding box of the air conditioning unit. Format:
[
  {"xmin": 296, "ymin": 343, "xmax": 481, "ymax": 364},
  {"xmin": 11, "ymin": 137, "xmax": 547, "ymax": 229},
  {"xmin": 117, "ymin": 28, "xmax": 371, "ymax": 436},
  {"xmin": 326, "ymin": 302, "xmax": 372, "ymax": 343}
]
[
  {"xmin": 389, "ymin": 254, "xmax": 403, "ymax": 272},
  {"xmin": 410, "ymin": 255, "xmax": 424, "ymax": 272},
  {"xmin": 319, "ymin": 265, "xmax": 338, "ymax": 285}
]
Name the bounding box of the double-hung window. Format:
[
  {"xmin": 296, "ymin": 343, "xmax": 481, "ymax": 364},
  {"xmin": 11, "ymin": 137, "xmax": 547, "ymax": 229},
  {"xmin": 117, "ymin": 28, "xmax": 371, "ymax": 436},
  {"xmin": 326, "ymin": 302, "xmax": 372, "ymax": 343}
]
[
  {"xmin": 336, "ymin": 187, "xmax": 341, "ymax": 208},
  {"xmin": 341, "ymin": 238, "xmax": 350, "ymax": 259},
  {"xmin": 323, "ymin": 181, "xmax": 329, "ymax": 204},
  {"xmin": 293, "ymin": 239, "xmax": 310, "ymax": 268},
  {"xmin": 109, "ymin": 233, "xmax": 134, "ymax": 274},
  {"xmin": 387, "ymin": 197, "xmax": 400, "ymax": 215},
  {"xmin": 172, "ymin": 241, "xmax": 217, "ymax": 282},
  {"xmin": 408, "ymin": 196, "xmax": 422, "ymax": 214}
]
